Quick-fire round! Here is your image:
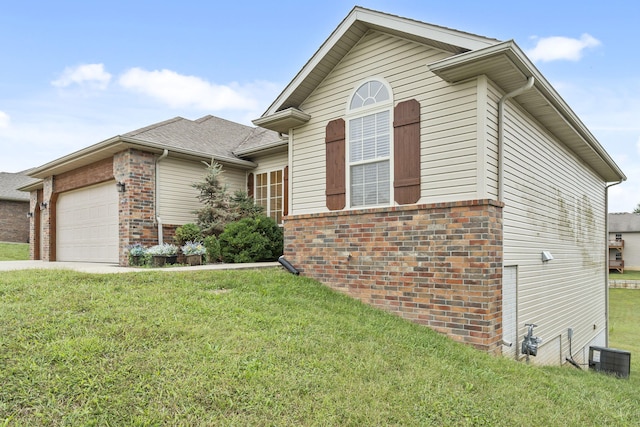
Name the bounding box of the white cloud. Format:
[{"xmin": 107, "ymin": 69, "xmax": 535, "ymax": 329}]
[
  {"xmin": 0, "ymin": 111, "xmax": 9, "ymax": 128},
  {"xmin": 118, "ymin": 68, "xmax": 260, "ymax": 111},
  {"xmin": 52, "ymin": 63, "xmax": 112, "ymax": 90},
  {"xmin": 526, "ymin": 34, "xmax": 601, "ymax": 62}
]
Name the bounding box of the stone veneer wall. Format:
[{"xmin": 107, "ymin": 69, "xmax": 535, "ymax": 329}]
[{"xmin": 283, "ymin": 199, "xmax": 504, "ymax": 354}]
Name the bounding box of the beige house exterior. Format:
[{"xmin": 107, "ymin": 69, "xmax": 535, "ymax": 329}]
[
  {"xmin": 255, "ymin": 7, "xmax": 626, "ymax": 365},
  {"xmin": 609, "ymin": 213, "xmax": 640, "ymax": 272},
  {"xmin": 23, "ymin": 115, "xmax": 287, "ymax": 265}
]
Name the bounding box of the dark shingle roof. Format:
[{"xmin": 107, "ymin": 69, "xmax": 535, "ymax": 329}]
[
  {"xmin": 0, "ymin": 171, "xmax": 38, "ymax": 201},
  {"xmin": 123, "ymin": 115, "xmax": 281, "ymax": 159},
  {"xmin": 609, "ymin": 213, "xmax": 640, "ymax": 233}
]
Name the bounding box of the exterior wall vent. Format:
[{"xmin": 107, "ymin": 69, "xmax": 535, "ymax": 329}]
[{"xmin": 588, "ymin": 346, "xmax": 631, "ymax": 379}]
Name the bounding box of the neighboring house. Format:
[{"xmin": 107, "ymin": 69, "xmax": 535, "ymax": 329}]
[
  {"xmin": 23, "ymin": 115, "xmax": 286, "ymax": 265},
  {"xmin": 608, "ymin": 213, "xmax": 640, "ymax": 272},
  {"xmin": 254, "ymin": 7, "xmax": 626, "ymax": 365},
  {"xmin": 0, "ymin": 171, "xmax": 38, "ymax": 243}
]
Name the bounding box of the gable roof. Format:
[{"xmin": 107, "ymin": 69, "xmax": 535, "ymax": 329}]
[
  {"xmin": 254, "ymin": 6, "xmax": 625, "ymax": 183},
  {"xmin": 28, "ymin": 115, "xmax": 283, "ymax": 179},
  {"xmin": 0, "ymin": 171, "xmax": 38, "ymax": 201},
  {"xmin": 609, "ymin": 213, "xmax": 640, "ymax": 233},
  {"xmin": 255, "ymin": 6, "xmax": 498, "ymax": 130}
]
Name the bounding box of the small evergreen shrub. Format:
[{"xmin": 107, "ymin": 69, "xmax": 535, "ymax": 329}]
[
  {"xmin": 174, "ymin": 223, "xmax": 202, "ymax": 246},
  {"xmin": 219, "ymin": 215, "xmax": 283, "ymax": 263},
  {"xmin": 204, "ymin": 235, "xmax": 221, "ymax": 263}
]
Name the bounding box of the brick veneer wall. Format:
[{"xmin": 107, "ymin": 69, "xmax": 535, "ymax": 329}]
[
  {"xmin": 30, "ymin": 150, "xmax": 163, "ymax": 265},
  {"xmin": 0, "ymin": 200, "xmax": 29, "ymax": 242},
  {"xmin": 283, "ymin": 199, "xmax": 504, "ymax": 354},
  {"xmin": 114, "ymin": 149, "xmax": 158, "ymax": 265}
]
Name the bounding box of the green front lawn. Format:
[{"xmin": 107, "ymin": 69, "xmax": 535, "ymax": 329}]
[
  {"xmin": 1, "ymin": 268, "xmax": 638, "ymax": 425},
  {"xmin": 609, "ymin": 288, "xmax": 640, "ymax": 376},
  {"xmin": 0, "ymin": 242, "xmax": 29, "ymax": 261},
  {"xmin": 610, "ymin": 269, "xmax": 640, "ymax": 280}
]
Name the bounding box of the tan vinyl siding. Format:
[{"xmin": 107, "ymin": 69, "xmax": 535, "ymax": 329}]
[
  {"xmin": 219, "ymin": 167, "xmax": 246, "ymax": 194},
  {"xmin": 252, "ymin": 150, "xmax": 288, "ymax": 174},
  {"xmin": 292, "ymin": 30, "xmax": 482, "ymax": 214},
  {"xmin": 502, "ymin": 100, "xmax": 607, "ymax": 365},
  {"xmin": 157, "ymin": 158, "xmax": 246, "ymax": 225},
  {"xmin": 610, "ymin": 232, "xmax": 640, "ymax": 270},
  {"xmin": 157, "ymin": 158, "xmax": 207, "ymax": 225},
  {"xmin": 483, "ymin": 80, "xmax": 501, "ymax": 199}
]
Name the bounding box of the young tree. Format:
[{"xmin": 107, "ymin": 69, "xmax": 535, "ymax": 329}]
[
  {"xmin": 192, "ymin": 162, "xmax": 234, "ymax": 236},
  {"xmin": 192, "ymin": 162, "xmax": 264, "ymax": 236}
]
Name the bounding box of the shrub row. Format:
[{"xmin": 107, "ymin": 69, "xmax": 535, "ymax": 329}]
[{"xmin": 128, "ymin": 215, "xmax": 283, "ymax": 267}]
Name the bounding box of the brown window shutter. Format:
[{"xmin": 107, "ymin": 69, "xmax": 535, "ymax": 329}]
[
  {"xmin": 283, "ymin": 166, "xmax": 289, "ymax": 217},
  {"xmin": 325, "ymin": 118, "xmax": 346, "ymax": 210},
  {"xmin": 393, "ymin": 99, "xmax": 421, "ymax": 204},
  {"xmin": 247, "ymin": 172, "xmax": 254, "ymax": 198}
]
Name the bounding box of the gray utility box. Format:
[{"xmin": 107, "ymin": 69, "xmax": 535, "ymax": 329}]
[{"xmin": 588, "ymin": 346, "xmax": 631, "ymax": 379}]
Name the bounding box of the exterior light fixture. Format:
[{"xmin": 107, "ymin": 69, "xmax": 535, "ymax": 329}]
[
  {"xmin": 40, "ymin": 202, "xmax": 48, "ymax": 210},
  {"xmin": 27, "ymin": 212, "xmax": 34, "ymax": 218},
  {"xmin": 116, "ymin": 181, "xmax": 126, "ymax": 193},
  {"xmin": 541, "ymin": 251, "xmax": 554, "ymax": 262}
]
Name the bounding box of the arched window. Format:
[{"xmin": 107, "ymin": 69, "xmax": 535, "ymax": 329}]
[{"xmin": 347, "ymin": 79, "xmax": 393, "ymax": 207}]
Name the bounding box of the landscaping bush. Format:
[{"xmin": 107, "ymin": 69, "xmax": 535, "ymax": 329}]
[
  {"xmin": 219, "ymin": 215, "xmax": 283, "ymax": 263},
  {"xmin": 204, "ymin": 235, "xmax": 221, "ymax": 263},
  {"xmin": 174, "ymin": 223, "xmax": 202, "ymax": 246}
]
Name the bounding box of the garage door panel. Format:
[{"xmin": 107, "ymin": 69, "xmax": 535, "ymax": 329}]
[{"xmin": 56, "ymin": 181, "xmax": 119, "ymax": 263}]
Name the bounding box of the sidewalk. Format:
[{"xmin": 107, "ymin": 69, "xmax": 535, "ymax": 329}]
[{"xmin": 0, "ymin": 260, "xmax": 280, "ymax": 274}]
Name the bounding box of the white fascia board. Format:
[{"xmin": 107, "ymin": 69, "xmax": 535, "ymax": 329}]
[
  {"xmin": 261, "ymin": 7, "xmax": 497, "ymax": 118},
  {"xmin": 261, "ymin": 12, "xmax": 359, "ymax": 117},
  {"xmin": 429, "ymin": 41, "xmax": 625, "ymax": 182},
  {"xmin": 355, "ymin": 8, "xmax": 497, "ymax": 51}
]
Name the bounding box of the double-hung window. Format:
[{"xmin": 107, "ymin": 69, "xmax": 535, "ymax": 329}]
[{"xmin": 348, "ymin": 79, "xmax": 392, "ymax": 208}]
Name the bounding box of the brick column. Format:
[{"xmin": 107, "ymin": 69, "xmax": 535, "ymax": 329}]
[{"xmin": 114, "ymin": 149, "xmax": 157, "ymax": 265}]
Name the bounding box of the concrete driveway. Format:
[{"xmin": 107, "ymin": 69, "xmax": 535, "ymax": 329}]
[{"xmin": 0, "ymin": 260, "xmax": 280, "ymax": 274}]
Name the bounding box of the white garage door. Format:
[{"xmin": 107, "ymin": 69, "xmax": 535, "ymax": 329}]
[{"xmin": 56, "ymin": 181, "xmax": 119, "ymax": 263}]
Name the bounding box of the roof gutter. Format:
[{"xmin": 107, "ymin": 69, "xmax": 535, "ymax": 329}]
[
  {"xmin": 498, "ymin": 76, "xmax": 535, "ymax": 202},
  {"xmin": 233, "ymin": 139, "xmax": 288, "ymax": 157},
  {"xmin": 27, "ymin": 136, "xmax": 257, "ymax": 179}
]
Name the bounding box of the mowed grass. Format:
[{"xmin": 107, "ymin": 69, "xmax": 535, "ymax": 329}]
[
  {"xmin": 609, "ymin": 288, "xmax": 640, "ymax": 378},
  {"xmin": 1, "ymin": 268, "xmax": 638, "ymax": 426},
  {"xmin": 0, "ymin": 242, "xmax": 29, "ymax": 261},
  {"xmin": 610, "ymin": 269, "xmax": 640, "ymax": 280}
]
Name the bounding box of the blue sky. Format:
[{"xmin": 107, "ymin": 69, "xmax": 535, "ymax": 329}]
[{"xmin": 1, "ymin": 0, "xmax": 638, "ymax": 212}]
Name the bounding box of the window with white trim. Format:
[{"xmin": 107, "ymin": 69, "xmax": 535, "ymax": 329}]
[
  {"xmin": 254, "ymin": 170, "xmax": 283, "ymax": 223},
  {"xmin": 348, "ymin": 79, "xmax": 392, "ymax": 207}
]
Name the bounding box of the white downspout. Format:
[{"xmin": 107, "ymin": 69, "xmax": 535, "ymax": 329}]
[
  {"xmin": 498, "ymin": 76, "xmax": 535, "ymax": 202},
  {"xmin": 156, "ymin": 149, "xmax": 169, "ymax": 244},
  {"xmin": 604, "ymin": 180, "xmax": 623, "ymax": 346}
]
